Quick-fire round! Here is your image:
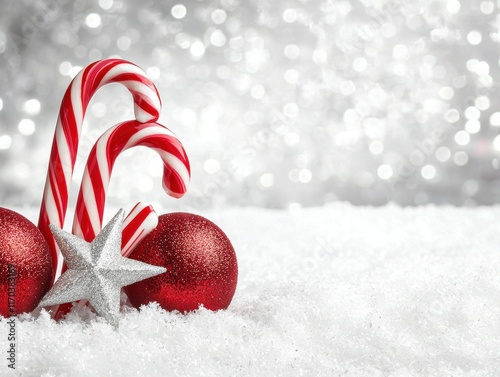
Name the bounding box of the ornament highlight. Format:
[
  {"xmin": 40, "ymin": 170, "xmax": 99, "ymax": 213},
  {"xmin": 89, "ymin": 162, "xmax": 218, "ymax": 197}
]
[
  {"xmin": 125, "ymin": 213, "xmax": 238, "ymax": 313},
  {"xmin": 0, "ymin": 208, "xmax": 52, "ymax": 317},
  {"xmin": 39, "ymin": 209, "xmax": 166, "ymax": 327}
]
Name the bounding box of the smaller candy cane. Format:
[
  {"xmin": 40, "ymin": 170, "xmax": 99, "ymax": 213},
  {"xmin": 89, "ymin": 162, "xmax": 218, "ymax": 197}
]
[
  {"xmin": 38, "ymin": 59, "xmax": 162, "ymax": 284},
  {"xmin": 51, "ymin": 120, "xmax": 190, "ymax": 318},
  {"xmin": 72, "ymin": 120, "xmax": 191, "ymax": 251}
]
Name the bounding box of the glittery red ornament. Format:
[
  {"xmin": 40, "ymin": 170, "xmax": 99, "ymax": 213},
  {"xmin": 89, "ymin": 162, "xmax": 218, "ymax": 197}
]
[
  {"xmin": 0, "ymin": 208, "xmax": 52, "ymax": 316},
  {"xmin": 125, "ymin": 213, "xmax": 237, "ymax": 312}
]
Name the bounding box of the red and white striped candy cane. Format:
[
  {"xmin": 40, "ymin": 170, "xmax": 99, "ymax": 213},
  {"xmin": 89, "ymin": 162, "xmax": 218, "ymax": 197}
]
[
  {"xmin": 61, "ymin": 121, "xmax": 189, "ymax": 317},
  {"xmin": 72, "ymin": 120, "xmax": 191, "ymax": 255},
  {"xmin": 38, "ymin": 59, "xmax": 162, "ymax": 284}
]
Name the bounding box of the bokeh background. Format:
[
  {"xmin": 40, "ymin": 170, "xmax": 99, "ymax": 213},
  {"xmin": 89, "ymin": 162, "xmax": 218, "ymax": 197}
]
[{"xmin": 1, "ymin": 0, "xmax": 500, "ymax": 210}]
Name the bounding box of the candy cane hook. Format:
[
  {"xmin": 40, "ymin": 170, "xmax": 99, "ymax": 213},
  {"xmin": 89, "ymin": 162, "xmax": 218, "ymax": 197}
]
[
  {"xmin": 38, "ymin": 59, "xmax": 162, "ymax": 284},
  {"xmin": 72, "ymin": 120, "xmax": 191, "ymax": 251}
]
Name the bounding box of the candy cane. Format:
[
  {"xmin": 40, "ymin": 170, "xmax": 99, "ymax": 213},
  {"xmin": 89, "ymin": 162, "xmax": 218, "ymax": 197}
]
[
  {"xmin": 38, "ymin": 59, "xmax": 162, "ymax": 284},
  {"xmin": 59, "ymin": 120, "xmax": 190, "ymax": 316},
  {"xmin": 72, "ymin": 120, "xmax": 191, "ymax": 254}
]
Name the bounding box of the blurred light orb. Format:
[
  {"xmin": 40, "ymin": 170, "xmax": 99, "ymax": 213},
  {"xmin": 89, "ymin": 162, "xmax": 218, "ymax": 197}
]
[
  {"xmin": 467, "ymin": 31, "xmax": 482, "ymax": 45},
  {"xmin": 493, "ymin": 135, "xmax": 500, "ymax": 151},
  {"xmin": 439, "ymin": 87, "xmax": 454, "ymax": 100},
  {"xmin": 99, "ymin": 0, "xmax": 113, "ymax": 10},
  {"xmin": 298, "ymin": 169, "xmax": 312, "ymax": 183},
  {"xmin": 444, "ymin": 109, "xmax": 460, "ymax": 123},
  {"xmin": 146, "ymin": 66, "xmax": 161, "ymax": 80},
  {"xmin": 259, "ymin": 173, "xmax": 274, "ymax": 188},
  {"xmin": 190, "ymin": 41, "xmax": 206, "ymax": 57},
  {"xmin": 464, "ymin": 106, "xmax": 480, "ymax": 120},
  {"xmin": 474, "ymin": 96, "xmax": 490, "ymax": 111},
  {"xmin": 446, "ymin": 0, "xmax": 461, "ymax": 14},
  {"xmin": 85, "ymin": 13, "xmax": 101, "ymax": 28},
  {"xmin": 353, "ymin": 57, "xmax": 367, "ymax": 72},
  {"xmin": 369, "ymin": 140, "xmax": 384, "ymax": 155},
  {"xmin": 377, "ymin": 164, "xmax": 393, "ymax": 180},
  {"xmin": 284, "ymin": 69, "xmax": 300, "ymax": 85},
  {"xmin": 340, "ymin": 81, "xmax": 356, "ymax": 95},
  {"xmin": 283, "ymin": 103, "xmax": 299, "ymax": 117},
  {"xmin": 421, "ymin": 165, "xmax": 437, "ymax": 180},
  {"xmin": 393, "ymin": 44, "xmax": 410, "ymax": 60},
  {"xmin": 176, "ymin": 33, "xmax": 191, "ymax": 49},
  {"xmin": 462, "ymin": 179, "xmax": 480, "ymax": 196},
  {"xmin": 18, "ymin": 119, "xmax": 35, "ymax": 136},
  {"xmin": 490, "ymin": 112, "xmax": 500, "ymax": 127},
  {"xmin": 117, "ymin": 36, "xmax": 131, "ymax": 51},
  {"xmin": 284, "ymin": 133, "xmax": 300, "ymax": 146},
  {"xmin": 210, "ymin": 30, "xmax": 227, "ymax": 47},
  {"xmin": 211, "ymin": 9, "xmax": 227, "ymax": 24},
  {"xmin": 454, "ymin": 151, "xmax": 469, "ymax": 166},
  {"xmin": 465, "ymin": 120, "xmax": 480, "ymax": 134},
  {"xmin": 250, "ymin": 85, "xmax": 265, "ymax": 99},
  {"xmin": 479, "ymin": 1, "xmax": 495, "ymax": 14},
  {"xmin": 312, "ymin": 50, "xmax": 328, "ymax": 64},
  {"xmin": 23, "ymin": 99, "xmax": 40, "ymax": 115},
  {"xmin": 454, "ymin": 131, "xmax": 470, "ymax": 146},
  {"xmin": 204, "ymin": 159, "xmax": 221, "ymax": 174},
  {"xmin": 436, "ymin": 147, "xmax": 451, "ymax": 162},
  {"xmin": 171, "ymin": 4, "xmax": 187, "ymax": 19},
  {"xmin": 59, "ymin": 61, "xmax": 72, "ymax": 76},
  {"xmin": 282, "ymin": 9, "xmax": 298, "ymax": 23},
  {"xmin": 0, "ymin": 135, "xmax": 12, "ymax": 150}
]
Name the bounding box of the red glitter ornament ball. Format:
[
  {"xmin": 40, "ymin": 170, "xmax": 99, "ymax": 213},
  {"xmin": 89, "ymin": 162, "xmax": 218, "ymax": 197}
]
[
  {"xmin": 125, "ymin": 212, "xmax": 238, "ymax": 312},
  {"xmin": 0, "ymin": 208, "xmax": 52, "ymax": 316}
]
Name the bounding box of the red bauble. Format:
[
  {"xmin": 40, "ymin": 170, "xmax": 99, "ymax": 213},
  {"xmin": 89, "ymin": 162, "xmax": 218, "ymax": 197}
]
[
  {"xmin": 0, "ymin": 208, "xmax": 52, "ymax": 316},
  {"xmin": 125, "ymin": 212, "xmax": 237, "ymax": 312}
]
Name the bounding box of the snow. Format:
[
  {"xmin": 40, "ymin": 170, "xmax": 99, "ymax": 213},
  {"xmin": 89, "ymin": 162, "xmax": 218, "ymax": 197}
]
[{"xmin": 1, "ymin": 204, "xmax": 499, "ymax": 376}]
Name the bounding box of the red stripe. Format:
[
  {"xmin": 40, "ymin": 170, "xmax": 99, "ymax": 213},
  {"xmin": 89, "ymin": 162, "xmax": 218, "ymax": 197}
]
[
  {"xmin": 122, "ymin": 205, "xmax": 154, "ymax": 251},
  {"xmin": 74, "ymin": 190, "xmax": 96, "ymax": 241},
  {"xmin": 135, "ymin": 97, "xmax": 159, "ymax": 120},
  {"xmin": 59, "ymin": 89, "xmax": 79, "ymax": 165}
]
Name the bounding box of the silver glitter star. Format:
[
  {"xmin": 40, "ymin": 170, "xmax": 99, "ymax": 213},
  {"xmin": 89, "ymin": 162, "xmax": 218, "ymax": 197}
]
[{"xmin": 39, "ymin": 209, "xmax": 166, "ymax": 327}]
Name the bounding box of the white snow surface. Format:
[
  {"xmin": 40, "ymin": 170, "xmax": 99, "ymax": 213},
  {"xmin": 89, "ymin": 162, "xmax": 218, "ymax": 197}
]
[{"xmin": 1, "ymin": 204, "xmax": 499, "ymax": 376}]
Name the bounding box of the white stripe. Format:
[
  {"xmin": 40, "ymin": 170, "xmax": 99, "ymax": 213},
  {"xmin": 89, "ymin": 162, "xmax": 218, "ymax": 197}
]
[
  {"xmin": 95, "ymin": 129, "xmax": 112, "ymax": 189},
  {"xmin": 125, "ymin": 125, "xmax": 176, "ymax": 148},
  {"xmin": 124, "ymin": 202, "xmax": 149, "ymax": 220},
  {"xmin": 119, "ymin": 80, "xmax": 161, "ymax": 111},
  {"xmin": 54, "ymin": 120, "xmax": 73, "ymax": 187},
  {"xmin": 45, "ymin": 183, "xmax": 62, "ymax": 227},
  {"xmin": 70, "ymin": 73, "xmax": 84, "ymax": 129},
  {"xmin": 55, "ymin": 252, "xmax": 64, "ymax": 281},
  {"xmin": 101, "ymin": 63, "xmax": 150, "ymax": 83},
  {"xmin": 81, "ymin": 167, "xmax": 101, "ymax": 237},
  {"xmin": 72, "ymin": 220, "xmax": 84, "ymax": 240},
  {"xmin": 100, "ymin": 64, "xmax": 161, "ymax": 120}
]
